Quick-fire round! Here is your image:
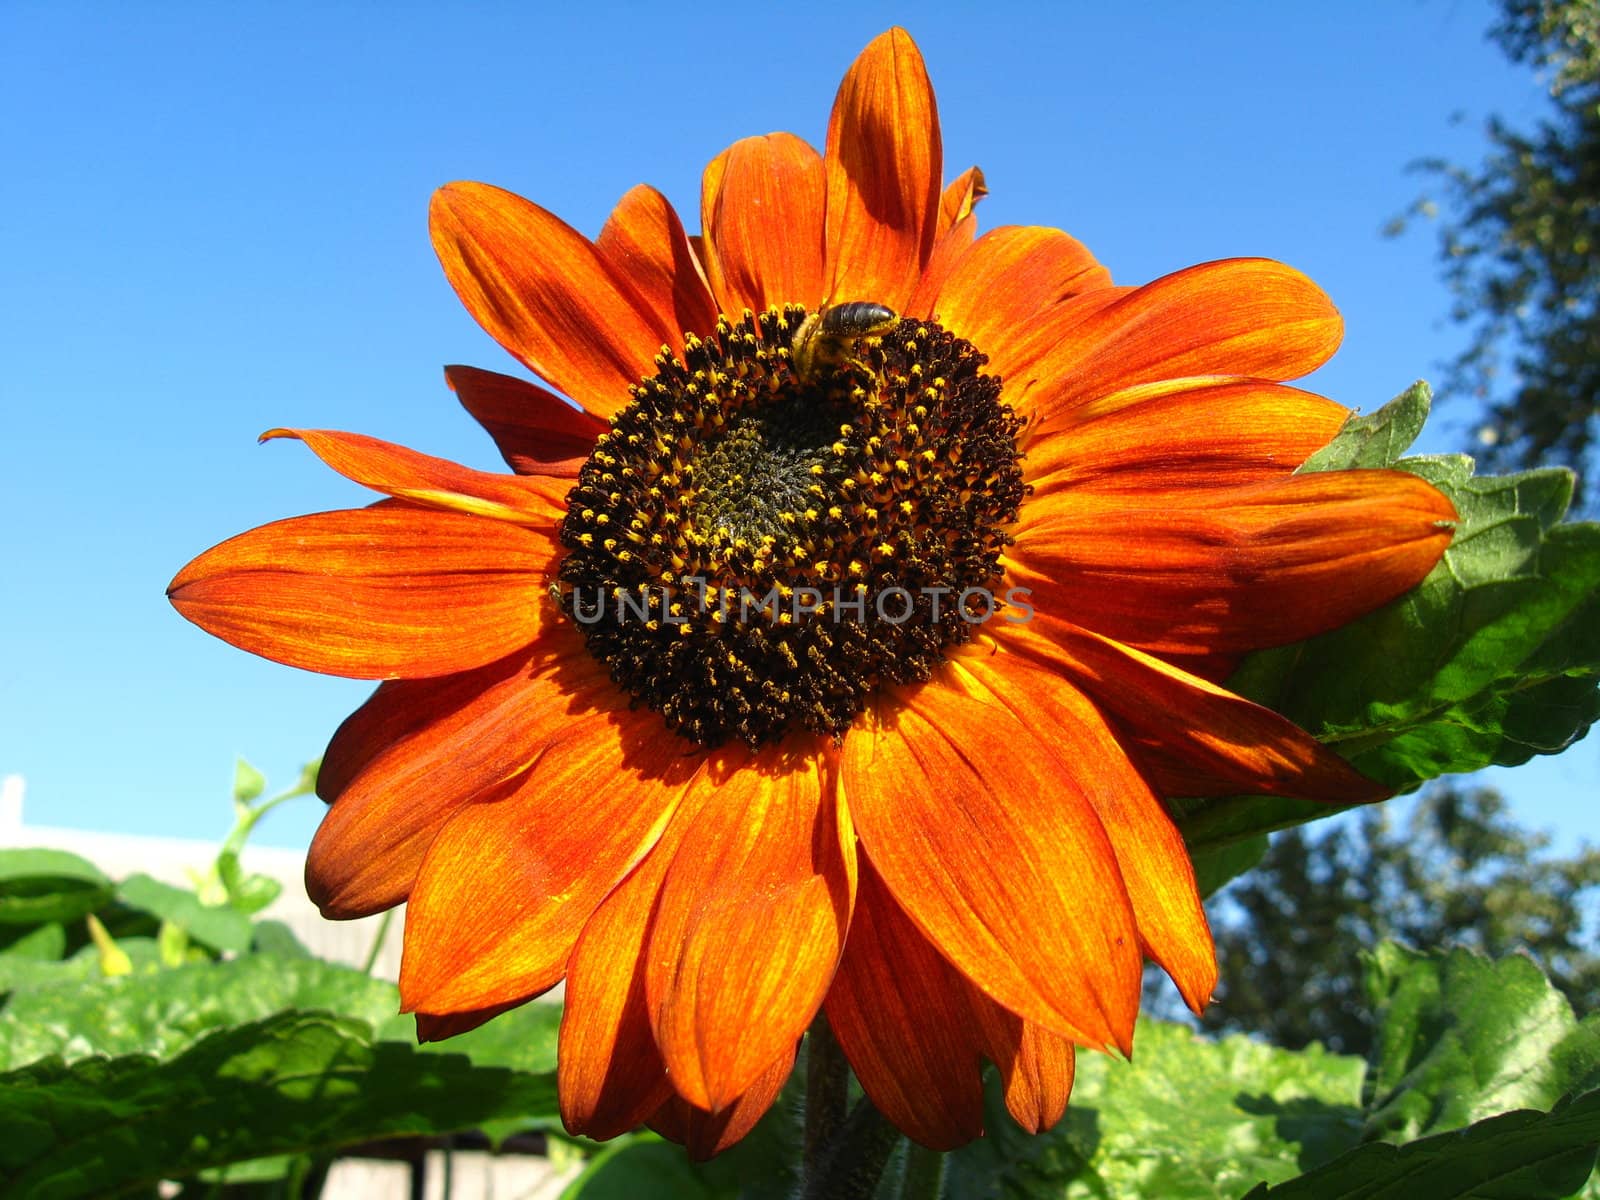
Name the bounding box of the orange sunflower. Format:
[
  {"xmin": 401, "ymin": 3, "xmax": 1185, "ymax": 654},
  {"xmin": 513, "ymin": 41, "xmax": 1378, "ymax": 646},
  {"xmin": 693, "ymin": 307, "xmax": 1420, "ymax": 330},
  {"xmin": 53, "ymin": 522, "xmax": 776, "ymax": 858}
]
[{"xmin": 170, "ymin": 29, "xmax": 1455, "ymax": 1156}]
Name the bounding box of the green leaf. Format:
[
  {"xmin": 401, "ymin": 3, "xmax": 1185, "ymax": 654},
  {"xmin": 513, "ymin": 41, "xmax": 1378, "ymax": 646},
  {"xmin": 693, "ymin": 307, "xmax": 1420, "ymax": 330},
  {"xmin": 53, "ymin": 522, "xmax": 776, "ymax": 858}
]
[
  {"xmin": 946, "ymin": 1021, "xmax": 1366, "ymax": 1199},
  {"xmin": 0, "ymin": 849, "xmax": 112, "ymax": 928},
  {"xmin": 233, "ymin": 758, "xmax": 266, "ymax": 805},
  {"xmin": 0, "ymin": 1011, "xmax": 559, "ymax": 1199},
  {"xmin": 215, "ymin": 851, "xmax": 283, "ymax": 916},
  {"xmin": 250, "ymin": 919, "xmax": 311, "ymax": 959},
  {"xmin": 0, "ymin": 923, "xmax": 66, "ymax": 961},
  {"xmin": 1360, "ymin": 943, "xmax": 1600, "ymax": 1144},
  {"xmin": 1297, "ymin": 382, "xmax": 1430, "ymax": 472},
  {"xmin": 562, "ymin": 1135, "xmax": 718, "ymax": 1199},
  {"xmin": 113, "ymin": 874, "xmax": 254, "ymax": 955},
  {"xmin": 1190, "ymin": 834, "xmax": 1268, "ymax": 897},
  {"xmin": 1241, "ymin": 1088, "xmax": 1600, "ymax": 1199},
  {"xmin": 0, "ymin": 954, "xmax": 399, "ymax": 1070}
]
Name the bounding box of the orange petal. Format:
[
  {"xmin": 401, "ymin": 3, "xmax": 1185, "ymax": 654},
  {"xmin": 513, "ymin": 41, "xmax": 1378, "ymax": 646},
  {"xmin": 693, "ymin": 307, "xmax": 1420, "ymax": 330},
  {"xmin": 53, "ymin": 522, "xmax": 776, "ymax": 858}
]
[
  {"xmin": 648, "ymin": 1049, "xmax": 797, "ymax": 1160},
  {"xmin": 558, "ymin": 804, "xmax": 696, "ymax": 1141},
  {"xmin": 430, "ymin": 181, "xmax": 670, "ymax": 418},
  {"xmin": 597, "ymin": 184, "xmax": 721, "ymax": 346},
  {"xmin": 261, "ymin": 428, "xmax": 567, "ymax": 525},
  {"xmin": 933, "ymin": 226, "xmax": 1111, "ymax": 369},
  {"xmin": 965, "ymin": 988, "xmax": 1076, "ymax": 1134},
  {"xmin": 904, "ymin": 214, "xmax": 976, "ymax": 321},
  {"xmin": 415, "ymin": 996, "xmax": 533, "ymax": 1042},
  {"xmin": 307, "ymin": 637, "xmax": 600, "ymax": 918},
  {"xmin": 995, "ymin": 285, "xmax": 1136, "ymax": 404},
  {"xmin": 953, "ymin": 650, "xmax": 1217, "ymax": 1014},
  {"xmin": 445, "ymin": 364, "xmax": 605, "ymax": 479},
  {"xmin": 939, "ymin": 165, "xmax": 988, "ymax": 233},
  {"xmin": 999, "ymin": 615, "xmax": 1389, "ymax": 805},
  {"xmin": 1010, "ymin": 469, "xmax": 1456, "ymax": 654},
  {"xmin": 168, "ymin": 505, "xmax": 555, "ymax": 679},
  {"xmin": 647, "ymin": 740, "xmax": 852, "ymax": 1111},
  {"xmin": 840, "ymin": 679, "xmax": 1141, "ymax": 1052},
  {"xmin": 825, "ymin": 862, "xmax": 987, "ymax": 1150},
  {"xmin": 700, "ymin": 133, "xmax": 826, "ymax": 315},
  {"xmin": 1016, "ymin": 259, "xmax": 1343, "ymax": 435},
  {"xmin": 397, "ymin": 704, "xmax": 701, "ymax": 1014},
  {"xmin": 823, "ymin": 28, "xmax": 943, "ymax": 309},
  {"xmin": 1025, "ymin": 377, "xmax": 1351, "ymax": 496}
]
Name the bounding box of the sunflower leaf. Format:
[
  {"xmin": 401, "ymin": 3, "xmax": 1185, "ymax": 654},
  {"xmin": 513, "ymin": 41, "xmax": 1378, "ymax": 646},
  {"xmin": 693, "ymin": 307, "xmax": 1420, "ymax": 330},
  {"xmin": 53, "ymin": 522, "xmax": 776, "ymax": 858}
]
[
  {"xmin": 1297, "ymin": 381, "xmax": 1430, "ymax": 473},
  {"xmin": 1360, "ymin": 943, "xmax": 1600, "ymax": 1145},
  {"xmin": 945, "ymin": 1021, "xmax": 1366, "ymax": 1199},
  {"xmin": 114, "ymin": 873, "xmax": 255, "ymax": 954},
  {"xmin": 1238, "ymin": 1089, "xmax": 1600, "ymax": 1199},
  {"xmin": 0, "ymin": 848, "xmax": 113, "ymax": 928},
  {"xmin": 0, "ymin": 1011, "xmax": 560, "ymax": 1198}
]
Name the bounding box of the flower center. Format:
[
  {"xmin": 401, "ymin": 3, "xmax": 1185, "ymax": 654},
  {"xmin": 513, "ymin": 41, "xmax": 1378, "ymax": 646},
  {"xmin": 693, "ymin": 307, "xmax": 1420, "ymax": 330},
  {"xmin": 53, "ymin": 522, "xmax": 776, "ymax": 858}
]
[{"xmin": 556, "ymin": 305, "xmax": 1025, "ymax": 748}]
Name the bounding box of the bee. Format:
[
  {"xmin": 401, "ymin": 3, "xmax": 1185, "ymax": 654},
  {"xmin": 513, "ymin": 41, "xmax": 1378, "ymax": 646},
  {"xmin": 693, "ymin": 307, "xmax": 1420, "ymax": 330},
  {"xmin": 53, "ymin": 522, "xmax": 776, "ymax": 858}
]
[{"xmin": 790, "ymin": 301, "xmax": 898, "ymax": 386}]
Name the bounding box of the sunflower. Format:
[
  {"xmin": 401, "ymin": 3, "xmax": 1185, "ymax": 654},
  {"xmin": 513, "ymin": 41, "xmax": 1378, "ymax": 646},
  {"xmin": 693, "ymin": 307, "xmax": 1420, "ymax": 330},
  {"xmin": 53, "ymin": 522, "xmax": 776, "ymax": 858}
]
[{"xmin": 169, "ymin": 28, "xmax": 1456, "ymax": 1156}]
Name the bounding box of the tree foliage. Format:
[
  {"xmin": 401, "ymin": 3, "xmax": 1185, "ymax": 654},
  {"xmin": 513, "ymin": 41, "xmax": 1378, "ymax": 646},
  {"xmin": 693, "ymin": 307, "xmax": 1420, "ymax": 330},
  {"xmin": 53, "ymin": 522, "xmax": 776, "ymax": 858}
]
[
  {"xmin": 1395, "ymin": 0, "xmax": 1600, "ymax": 503},
  {"xmin": 1192, "ymin": 783, "xmax": 1600, "ymax": 1056}
]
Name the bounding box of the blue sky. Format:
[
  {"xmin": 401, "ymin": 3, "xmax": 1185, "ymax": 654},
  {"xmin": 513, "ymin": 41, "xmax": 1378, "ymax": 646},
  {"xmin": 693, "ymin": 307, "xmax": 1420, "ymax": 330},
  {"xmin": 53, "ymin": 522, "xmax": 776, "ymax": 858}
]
[{"xmin": 2, "ymin": 1, "xmax": 1593, "ymax": 852}]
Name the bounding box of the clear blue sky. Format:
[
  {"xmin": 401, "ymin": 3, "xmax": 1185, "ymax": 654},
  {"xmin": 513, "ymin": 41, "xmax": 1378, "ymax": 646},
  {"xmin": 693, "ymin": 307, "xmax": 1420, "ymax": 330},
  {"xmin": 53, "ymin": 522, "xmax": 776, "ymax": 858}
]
[{"xmin": 2, "ymin": 1, "xmax": 1593, "ymax": 851}]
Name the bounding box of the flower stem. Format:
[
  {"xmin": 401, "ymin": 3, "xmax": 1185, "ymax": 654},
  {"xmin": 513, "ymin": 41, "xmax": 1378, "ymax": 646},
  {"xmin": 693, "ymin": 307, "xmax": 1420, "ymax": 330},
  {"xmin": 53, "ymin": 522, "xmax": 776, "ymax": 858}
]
[
  {"xmin": 899, "ymin": 1142, "xmax": 947, "ymax": 1200},
  {"xmin": 803, "ymin": 1016, "xmax": 849, "ymax": 1168},
  {"xmin": 800, "ymin": 1019, "xmax": 900, "ymax": 1199},
  {"xmin": 801, "ymin": 1097, "xmax": 900, "ymax": 1200}
]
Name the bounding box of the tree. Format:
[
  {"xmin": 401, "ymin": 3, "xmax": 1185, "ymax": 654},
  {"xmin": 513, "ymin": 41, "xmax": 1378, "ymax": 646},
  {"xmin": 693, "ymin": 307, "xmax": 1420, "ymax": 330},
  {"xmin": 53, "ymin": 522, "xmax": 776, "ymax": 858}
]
[
  {"xmin": 1394, "ymin": 0, "xmax": 1600, "ymax": 504},
  {"xmin": 1187, "ymin": 783, "xmax": 1600, "ymax": 1056}
]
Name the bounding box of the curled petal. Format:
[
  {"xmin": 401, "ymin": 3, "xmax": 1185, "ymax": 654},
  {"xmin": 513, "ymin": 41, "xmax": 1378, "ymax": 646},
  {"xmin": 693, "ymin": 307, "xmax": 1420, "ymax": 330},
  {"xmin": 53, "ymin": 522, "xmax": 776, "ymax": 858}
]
[
  {"xmin": 999, "ymin": 615, "xmax": 1389, "ymax": 805},
  {"xmin": 445, "ymin": 364, "xmax": 605, "ymax": 479},
  {"xmin": 167, "ymin": 505, "xmax": 555, "ymax": 679},
  {"xmin": 841, "ymin": 679, "xmax": 1141, "ymax": 1052},
  {"xmin": 1015, "ymin": 259, "xmax": 1343, "ymax": 434},
  {"xmin": 939, "ymin": 165, "xmax": 988, "ymax": 233},
  {"xmin": 824, "ymin": 27, "xmax": 943, "ymax": 309},
  {"xmin": 398, "ymin": 701, "xmax": 701, "ymax": 1014},
  {"xmin": 701, "ymin": 134, "xmax": 827, "ymax": 315},
  {"xmin": 430, "ymin": 181, "xmax": 670, "ymax": 418},
  {"xmin": 262, "ymin": 428, "xmax": 566, "ymax": 525},
  {"xmin": 1010, "ymin": 469, "xmax": 1457, "ymax": 654},
  {"xmin": 597, "ymin": 184, "xmax": 720, "ymax": 348},
  {"xmin": 647, "ymin": 741, "xmax": 852, "ymax": 1111}
]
